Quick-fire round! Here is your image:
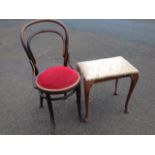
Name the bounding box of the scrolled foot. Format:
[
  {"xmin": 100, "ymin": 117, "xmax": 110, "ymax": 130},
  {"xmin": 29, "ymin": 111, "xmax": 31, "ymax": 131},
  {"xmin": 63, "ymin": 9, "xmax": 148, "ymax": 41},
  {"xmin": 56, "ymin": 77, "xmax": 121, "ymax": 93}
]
[
  {"xmin": 124, "ymin": 109, "xmax": 129, "ymax": 113},
  {"xmin": 82, "ymin": 117, "xmax": 88, "ymax": 123}
]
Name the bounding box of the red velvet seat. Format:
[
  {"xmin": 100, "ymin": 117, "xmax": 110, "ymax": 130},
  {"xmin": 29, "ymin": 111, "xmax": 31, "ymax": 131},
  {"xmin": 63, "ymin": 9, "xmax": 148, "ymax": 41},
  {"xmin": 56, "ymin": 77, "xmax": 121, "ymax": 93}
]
[{"xmin": 36, "ymin": 66, "xmax": 80, "ymax": 92}]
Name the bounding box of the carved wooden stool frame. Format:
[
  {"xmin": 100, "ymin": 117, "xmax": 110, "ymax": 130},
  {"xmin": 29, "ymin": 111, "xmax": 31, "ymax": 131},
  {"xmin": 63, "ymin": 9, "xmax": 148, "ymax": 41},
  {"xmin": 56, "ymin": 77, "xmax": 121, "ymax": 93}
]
[{"xmin": 80, "ymin": 71, "xmax": 139, "ymax": 122}]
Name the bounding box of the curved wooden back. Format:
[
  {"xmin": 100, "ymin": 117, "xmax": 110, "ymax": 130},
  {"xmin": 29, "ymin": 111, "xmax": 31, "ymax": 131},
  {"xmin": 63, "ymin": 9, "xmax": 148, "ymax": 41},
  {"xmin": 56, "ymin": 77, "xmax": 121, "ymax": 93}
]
[{"xmin": 20, "ymin": 19, "xmax": 69, "ymax": 75}]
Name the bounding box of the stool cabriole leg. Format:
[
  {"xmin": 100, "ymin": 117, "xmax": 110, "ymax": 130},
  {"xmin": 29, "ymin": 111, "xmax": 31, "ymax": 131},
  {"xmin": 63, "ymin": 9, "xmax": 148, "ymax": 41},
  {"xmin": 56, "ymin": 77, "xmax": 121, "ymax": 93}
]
[
  {"xmin": 114, "ymin": 78, "xmax": 119, "ymax": 95},
  {"xmin": 125, "ymin": 73, "xmax": 139, "ymax": 113}
]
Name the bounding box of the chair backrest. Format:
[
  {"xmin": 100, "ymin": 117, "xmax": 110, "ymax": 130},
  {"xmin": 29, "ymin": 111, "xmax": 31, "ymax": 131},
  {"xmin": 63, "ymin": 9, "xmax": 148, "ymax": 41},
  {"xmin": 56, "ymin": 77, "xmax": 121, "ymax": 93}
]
[{"xmin": 20, "ymin": 19, "xmax": 69, "ymax": 76}]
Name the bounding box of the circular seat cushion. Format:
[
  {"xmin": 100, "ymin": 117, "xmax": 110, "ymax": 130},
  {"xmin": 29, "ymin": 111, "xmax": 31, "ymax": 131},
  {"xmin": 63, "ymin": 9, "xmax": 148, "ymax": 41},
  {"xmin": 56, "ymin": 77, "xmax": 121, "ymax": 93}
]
[{"xmin": 36, "ymin": 66, "xmax": 80, "ymax": 92}]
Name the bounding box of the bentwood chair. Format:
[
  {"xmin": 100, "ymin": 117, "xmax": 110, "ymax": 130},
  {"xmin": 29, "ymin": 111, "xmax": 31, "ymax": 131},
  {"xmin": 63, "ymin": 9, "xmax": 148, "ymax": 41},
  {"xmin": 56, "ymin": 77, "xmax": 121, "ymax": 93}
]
[{"xmin": 20, "ymin": 19, "xmax": 81, "ymax": 129}]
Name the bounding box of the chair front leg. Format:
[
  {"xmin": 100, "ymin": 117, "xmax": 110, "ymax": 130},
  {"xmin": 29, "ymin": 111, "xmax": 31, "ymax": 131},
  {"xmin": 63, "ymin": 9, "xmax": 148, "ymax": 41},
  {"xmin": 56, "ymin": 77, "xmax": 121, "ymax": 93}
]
[
  {"xmin": 76, "ymin": 83, "xmax": 82, "ymax": 121},
  {"xmin": 46, "ymin": 94, "xmax": 56, "ymax": 129}
]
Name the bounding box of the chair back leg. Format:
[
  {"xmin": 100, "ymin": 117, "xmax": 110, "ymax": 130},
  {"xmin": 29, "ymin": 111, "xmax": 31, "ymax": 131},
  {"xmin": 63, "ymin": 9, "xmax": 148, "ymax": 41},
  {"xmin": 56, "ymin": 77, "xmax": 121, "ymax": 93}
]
[{"xmin": 40, "ymin": 92, "xmax": 44, "ymax": 108}]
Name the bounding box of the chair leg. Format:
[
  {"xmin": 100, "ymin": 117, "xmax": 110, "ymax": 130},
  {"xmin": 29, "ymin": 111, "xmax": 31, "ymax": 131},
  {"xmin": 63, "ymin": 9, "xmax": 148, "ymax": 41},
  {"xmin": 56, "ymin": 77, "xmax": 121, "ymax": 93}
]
[
  {"xmin": 76, "ymin": 83, "xmax": 82, "ymax": 121},
  {"xmin": 40, "ymin": 92, "xmax": 44, "ymax": 108},
  {"xmin": 114, "ymin": 78, "xmax": 118, "ymax": 95},
  {"xmin": 83, "ymin": 80, "xmax": 92, "ymax": 122},
  {"xmin": 125, "ymin": 73, "xmax": 139, "ymax": 113},
  {"xmin": 46, "ymin": 94, "xmax": 56, "ymax": 129}
]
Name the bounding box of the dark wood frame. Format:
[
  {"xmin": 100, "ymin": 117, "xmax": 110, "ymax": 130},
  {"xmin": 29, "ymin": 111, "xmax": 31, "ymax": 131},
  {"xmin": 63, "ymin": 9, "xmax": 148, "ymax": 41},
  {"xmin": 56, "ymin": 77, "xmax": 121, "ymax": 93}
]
[{"xmin": 20, "ymin": 19, "xmax": 81, "ymax": 129}]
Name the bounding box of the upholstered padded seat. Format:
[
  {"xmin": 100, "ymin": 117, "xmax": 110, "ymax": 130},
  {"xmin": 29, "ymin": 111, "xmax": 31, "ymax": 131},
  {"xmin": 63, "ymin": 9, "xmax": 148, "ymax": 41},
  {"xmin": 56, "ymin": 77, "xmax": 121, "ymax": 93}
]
[
  {"xmin": 77, "ymin": 56, "xmax": 139, "ymax": 81},
  {"xmin": 36, "ymin": 66, "xmax": 80, "ymax": 92}
]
